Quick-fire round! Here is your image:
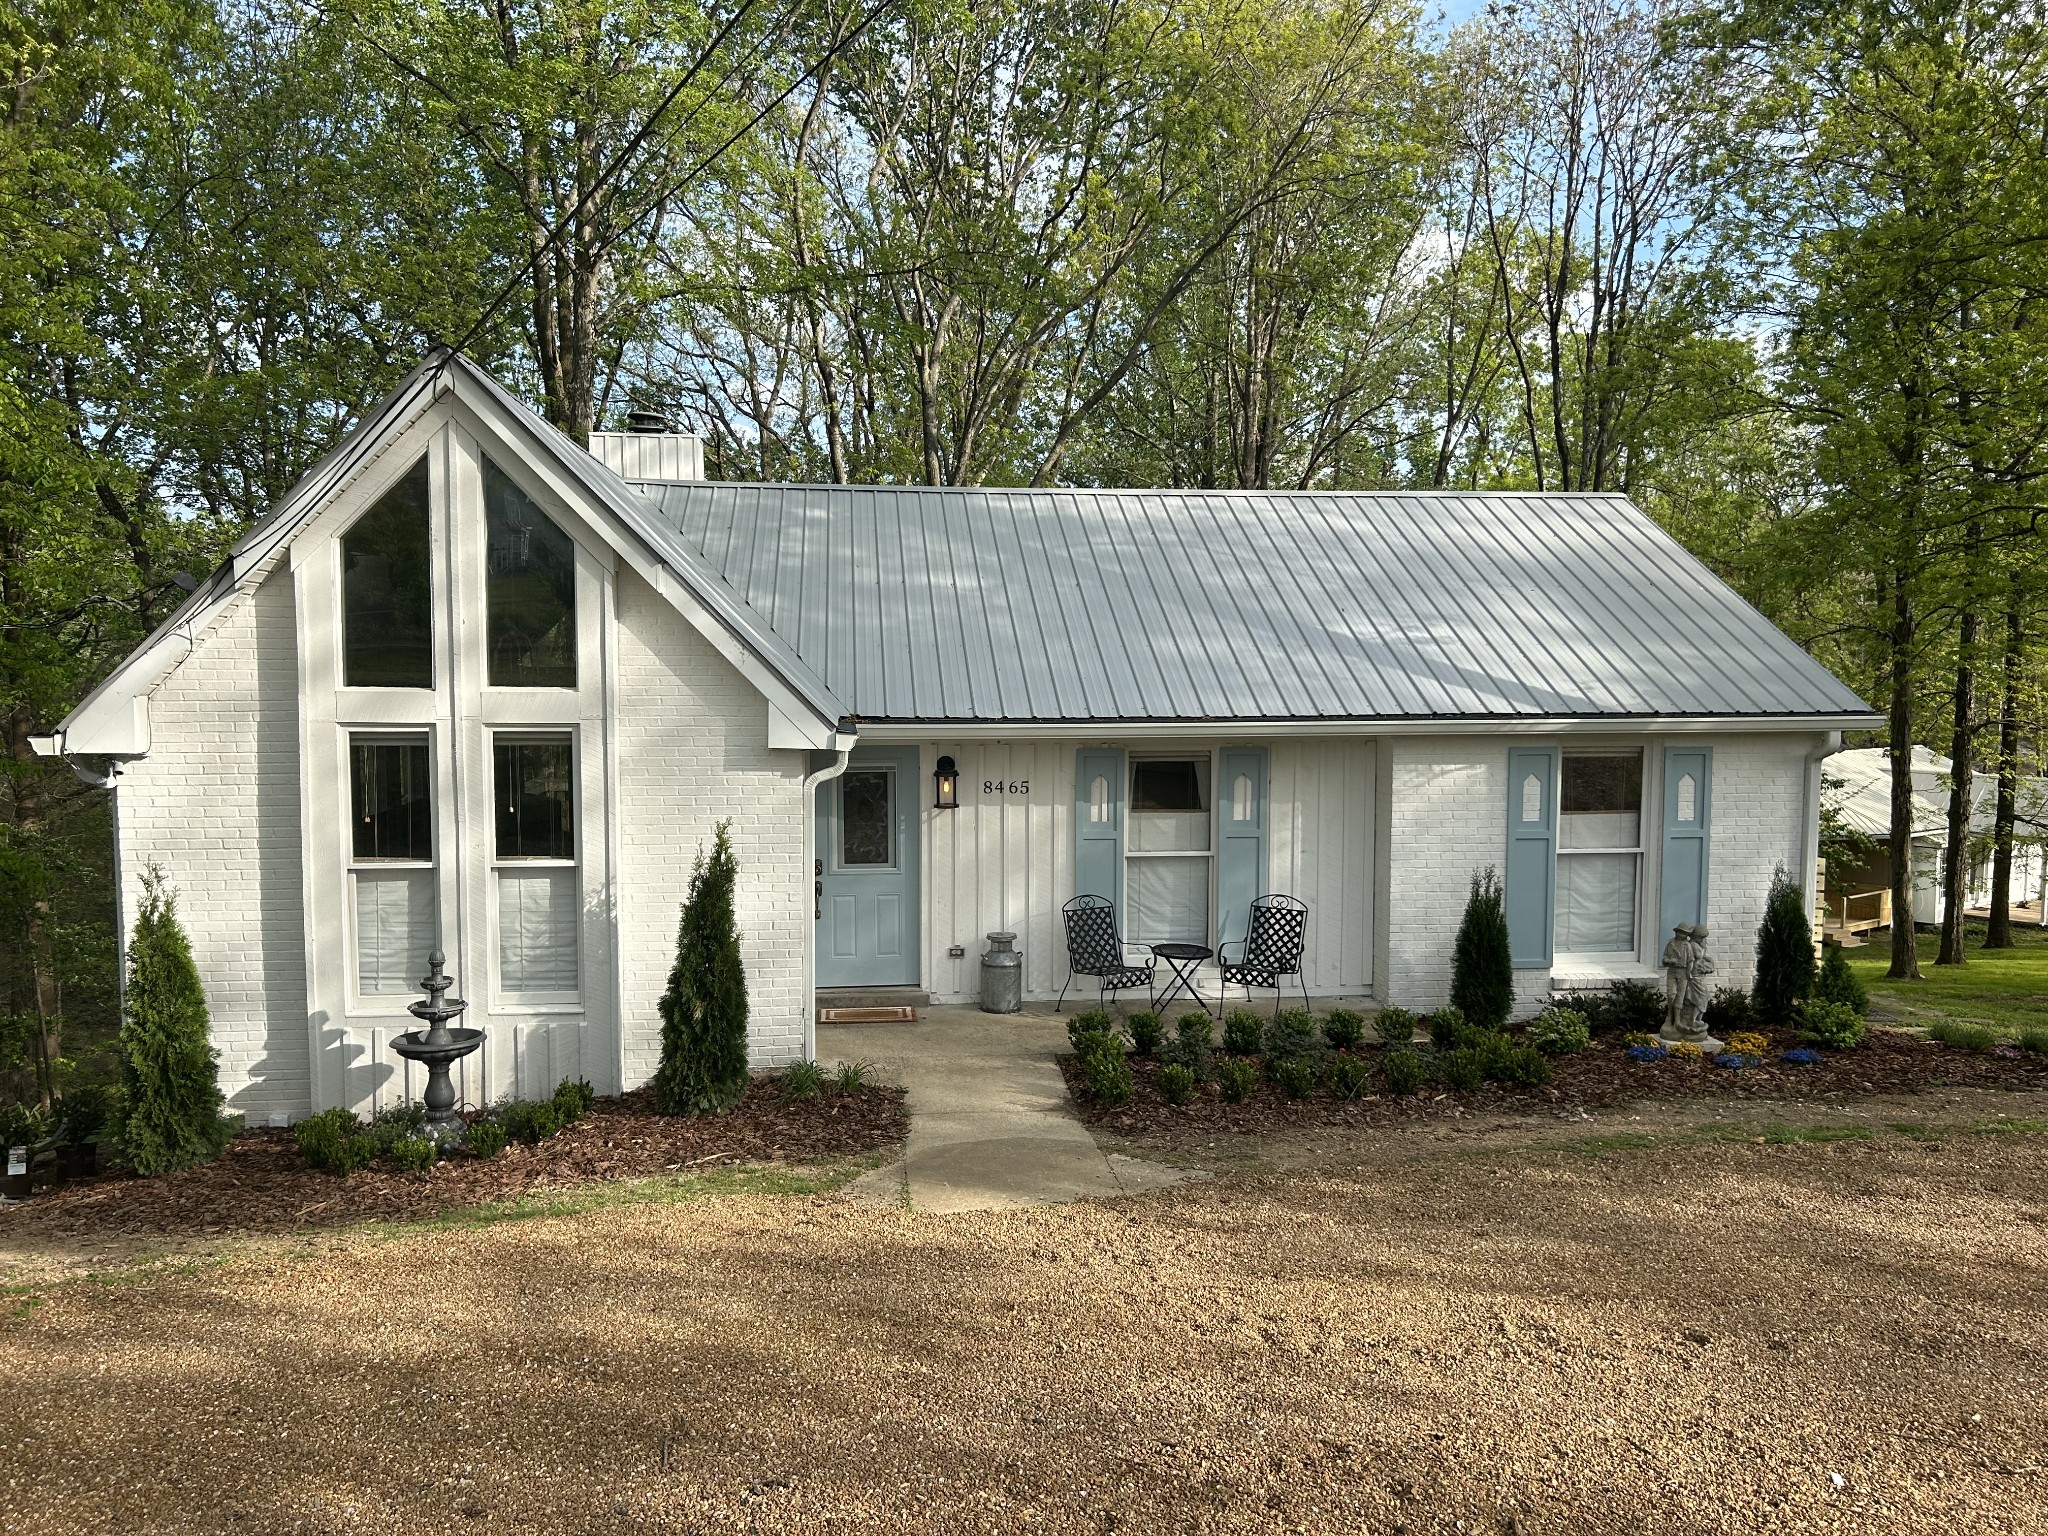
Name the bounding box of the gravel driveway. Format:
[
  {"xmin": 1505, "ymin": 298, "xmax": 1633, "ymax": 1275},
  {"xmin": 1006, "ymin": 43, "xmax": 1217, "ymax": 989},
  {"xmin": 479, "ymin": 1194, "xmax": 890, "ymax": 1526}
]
[{"xmin": 4, "ymin": 1111, "xmax": 2045, "ymax": 1534}]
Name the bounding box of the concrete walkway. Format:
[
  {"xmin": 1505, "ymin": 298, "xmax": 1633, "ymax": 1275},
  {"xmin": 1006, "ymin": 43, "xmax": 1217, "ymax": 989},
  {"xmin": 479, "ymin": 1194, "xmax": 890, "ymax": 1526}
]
[{"xmin": 818, "ymin": 1006, "xmax": 1199, "ymax": 1213}]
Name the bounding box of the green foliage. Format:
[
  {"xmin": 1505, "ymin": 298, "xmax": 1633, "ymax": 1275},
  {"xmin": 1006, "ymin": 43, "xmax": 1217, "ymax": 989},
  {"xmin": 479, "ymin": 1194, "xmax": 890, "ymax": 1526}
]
[
  {"xmin": 1067, "ymin": 1010, "xmax": 1120, "ymax": 1054},
  {"xmin": 834, "ymin": 1060, "xmax": 874, "ymax": 1092},
  {"xmin": 1325, "ymin": 1053, "xmax": 1370, "ymax": 1100},
  {"xmin": 2019, "ymin": 1027, "xmax": 2048, "ymax": 1055},
  {"xmin": 1752, "ymin": 868, "xmax": 1817, "ymax": 1029},
  {"xmin": 295, "ymin": 1109, "xmax": 373, "ymax": 1175},
  {"xmin": 1436, "ymin": 1047, "xmax": 1486, "ymax": 1091},
  {"xmin": 465, "ymin": 1120, "xmax": 508, "ymax": 1160},
  {"xmin": 1926, "ymin": 1020, "xmax": 1996, "ymax": 1053},
  {"xmin": 118, "ymin": 868, "xmax": 230, "ymax": 1176},
  {"xmin": 1799, "ymin": 1000, "xmax": 1867, "ymax": 1051},
  {"xmin": 1702, "ymin": 986, "xmax": 1757, "ymax": 1036},
  {"xmin": 56, "ymin": 1082, "xmax": 115, "ymax": 1148},
  {"xmin": 1428, "ymin": 1006, "xmax": 1468, "ymax": 1050},
  {"xmin": 1527, "ymin": 1007, "xmax": 1590, "ymax": 1057},
  {"xmin": 1813, "ymin": 946, "xmax": 1869, "ymax": 1017},
  {"xmin": 780, "ymin": 1061, "xmax": 825, "ymax": 1100},
  {"xmin": 552, "ymin": 1078, "xmax": 596, "ymax": 1121},
  {"xmin": 653, "ymin": 823, "xmax": 751, "ymax": 1116},
  {"xmin": 1370, "ymin": 1007, "xmax": 1416, "ymax": 1047},
  {"xmin": 1077, "ymin": 1033, "xmax": 1133, "ymax": 1105},
  {"xmin": 390, "ymin": 1136, "xmax": 437, "ymax": 1174},
  {"xmin": 1381, "ymin": 1049, "xmax": 1425, "ymax": 1096},
  {"xmin": 1215, "ymin": 1057, "xmax": 1261, "ymax": 1103},
  {"xmin": 363, "ymin": 1102, "xmax": 427, "ymax": 1156},
  {"xmin": 1157, "ymin": 1063, "xmax": 1197, "ymax": 1106},
  {"xmin": 1223, "ymin": 1008, "xmax": 1266, "ymax": 1055},
  {"xmin": 1322, "ymin": 1009, "xmax": 1366, "ymax": 1050},
  {"xmin": 1451, "ymin": 867, "xmax": 1515, "ymax": 1031},
  {"xmin": 1161, "ymin": 1014, "xmax": 1213, "ymax": 1080},
  {"xmin": 1491, "ymin": 1041, "xmax": 1553, "ymax": 1088},
  {"xmin": 1126, "ymin": 1011, "xmax": 1163, "ymax": 1056},
  {"xmin": 1266, "ymin": 1009, "xmax": 1321, "ymax": 1063},
  {"xmin": 0, "ymin": 1100, "xmax": 54, "ymax": 1152},
  {"xmin": 1271, "ymin": 1056, "xmax": 1318, "ymax": 1099},
  {"xmin": 499, "ymin": 1099, "xmax": 563, "ymax": 1145}
]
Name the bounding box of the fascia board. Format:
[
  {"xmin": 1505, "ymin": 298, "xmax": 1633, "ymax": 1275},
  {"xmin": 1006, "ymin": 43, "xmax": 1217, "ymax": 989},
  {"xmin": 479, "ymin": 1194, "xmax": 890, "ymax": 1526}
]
[{"xmin": 853, "ymin": 714, "xmax": 1886, "ymax": 741}]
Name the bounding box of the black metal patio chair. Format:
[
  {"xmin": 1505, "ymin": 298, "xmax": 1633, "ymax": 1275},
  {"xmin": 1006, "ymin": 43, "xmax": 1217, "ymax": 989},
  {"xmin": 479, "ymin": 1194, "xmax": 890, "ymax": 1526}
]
[
  {"xmin": 1217, "ymin": 894, "xmax": 1310, "ymax": 1018},
  {"xmin": 1057, "ymin": 895, "xmax": 1156, "ymax": 1012}
]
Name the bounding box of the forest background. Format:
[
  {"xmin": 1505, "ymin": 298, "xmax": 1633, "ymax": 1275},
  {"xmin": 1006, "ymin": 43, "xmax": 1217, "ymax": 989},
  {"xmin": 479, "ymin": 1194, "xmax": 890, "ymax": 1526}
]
[{"xmin": 3, "ymin": 0, "xmax": 2045, "ymax": 1102}]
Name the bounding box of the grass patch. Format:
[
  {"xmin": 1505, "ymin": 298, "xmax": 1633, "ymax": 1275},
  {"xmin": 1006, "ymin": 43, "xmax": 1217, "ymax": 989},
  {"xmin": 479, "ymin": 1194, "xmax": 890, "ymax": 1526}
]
[
  {"xmin": 1845, "ymin": 922, "xmax": 2048, "ymax": 1035},
  {"xmin": 1742, "ymin": 1124, "xmax": 1876, "ymax": 1146}
]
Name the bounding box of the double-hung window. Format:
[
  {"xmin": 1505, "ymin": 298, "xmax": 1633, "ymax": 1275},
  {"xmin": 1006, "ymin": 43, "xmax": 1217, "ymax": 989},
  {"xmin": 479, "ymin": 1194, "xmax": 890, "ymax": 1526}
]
[
  {"xmin": 349, "ymin": 736, "xmax": 436, "ymax": 994},
  {"xmin": 1126, "ymin": 757, "xmax": 1212, "ymax": 947},
  {"xmin": 1554, "ymin": 750, "xmax": 1643, "ymax": 957},
  {"xmin": 494, "ymin": 735, "xmax": 579, "ymax": 996}
]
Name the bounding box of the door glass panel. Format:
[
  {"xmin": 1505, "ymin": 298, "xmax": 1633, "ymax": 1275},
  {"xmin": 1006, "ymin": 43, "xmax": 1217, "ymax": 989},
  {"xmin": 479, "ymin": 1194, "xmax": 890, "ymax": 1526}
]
[
  {"xmin": 840, "ymin": 771, "xmax": 892, "ymax": 866},
  {"xmin": 341, "ymin": 459, "xmax": 433, "ymax": 688}
]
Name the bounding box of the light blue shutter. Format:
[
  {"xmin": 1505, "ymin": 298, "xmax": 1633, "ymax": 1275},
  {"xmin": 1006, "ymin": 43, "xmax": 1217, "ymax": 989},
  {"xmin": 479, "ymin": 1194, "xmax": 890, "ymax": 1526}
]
[
  {"xmin": 1658, "ymin": 747, "xmax": 1712, "ymax": 945},
  {"xmin": 1074, "ymin": 749, "xmax": 1125, "ymax": 906},
  {"xmin": 1216, "ymin": 746, "xmax": 1269, "ymax": 949},
  {"xmin": 1505, "ymin": 747, "xmax": 1557, "ymax": 968}
]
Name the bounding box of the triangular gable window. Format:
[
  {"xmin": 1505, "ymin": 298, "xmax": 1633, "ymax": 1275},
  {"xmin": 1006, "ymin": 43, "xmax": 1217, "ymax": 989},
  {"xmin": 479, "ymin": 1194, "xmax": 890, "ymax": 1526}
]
[
  {"xmin": 484, "ymin": 457, "xmax": 577, "ymax": 688},
  {"xmin": 341, "ymin": 459, "xmax": 433, "ymax": 688}
]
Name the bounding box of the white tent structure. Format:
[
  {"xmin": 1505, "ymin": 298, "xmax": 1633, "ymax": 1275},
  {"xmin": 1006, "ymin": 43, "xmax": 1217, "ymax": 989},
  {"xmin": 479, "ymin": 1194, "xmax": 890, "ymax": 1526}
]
[{"xmin": 1822, "ymin": 746, "xmax": 2048, "ymax": 934}]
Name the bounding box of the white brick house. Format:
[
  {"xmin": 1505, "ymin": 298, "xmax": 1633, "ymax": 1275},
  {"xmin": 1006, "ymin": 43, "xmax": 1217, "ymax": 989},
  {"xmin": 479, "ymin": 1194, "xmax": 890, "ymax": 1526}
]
[{"xmin": 36, "ymin": 354, "xmax": 1881, "ymax": 1122}]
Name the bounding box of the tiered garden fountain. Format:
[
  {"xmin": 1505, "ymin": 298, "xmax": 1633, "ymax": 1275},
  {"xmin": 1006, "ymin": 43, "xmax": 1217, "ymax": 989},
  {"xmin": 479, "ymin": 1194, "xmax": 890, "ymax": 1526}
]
[{"xmin": 390, "ymin": 951, "xmax": 484, "ymax": 1147}]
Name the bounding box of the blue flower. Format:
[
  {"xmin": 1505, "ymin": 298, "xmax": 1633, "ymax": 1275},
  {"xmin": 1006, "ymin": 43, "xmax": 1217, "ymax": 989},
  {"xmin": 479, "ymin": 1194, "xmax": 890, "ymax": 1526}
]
[
  {"xmin": 1781, "ymin": 1048, "xmax": 1823, "ymax": 1065},
  {"xmin": 1626, "ymin": 1044, "xmax": 1669, "ymax": 1063},
  {"xmin": 1713, "ymin": 1052, "xmax": 1761, "ymax": 1070}
]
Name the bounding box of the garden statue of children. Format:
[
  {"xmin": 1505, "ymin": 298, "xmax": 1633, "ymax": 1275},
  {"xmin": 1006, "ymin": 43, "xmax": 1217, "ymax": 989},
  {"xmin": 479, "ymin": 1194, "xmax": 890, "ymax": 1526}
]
[
  {"xmin": 1678, "ymin": 927, "xmax": 1723, "ymax": 1051},
  {"xmin": 1661, "ymin": 924, "xmax": 1694, "ymax": 1039}
]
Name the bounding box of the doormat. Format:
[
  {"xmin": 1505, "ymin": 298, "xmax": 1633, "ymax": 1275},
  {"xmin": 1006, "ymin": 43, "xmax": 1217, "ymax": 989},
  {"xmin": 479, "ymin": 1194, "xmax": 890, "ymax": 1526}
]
[{"xmin": 817, "ymin": 1006, "xmax": 918, "ymax": 1024}]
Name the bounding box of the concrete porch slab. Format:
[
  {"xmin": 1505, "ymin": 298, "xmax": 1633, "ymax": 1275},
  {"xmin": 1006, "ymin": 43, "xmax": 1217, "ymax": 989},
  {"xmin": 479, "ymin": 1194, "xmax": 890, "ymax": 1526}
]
[{"xmin": 818, "ymin": 1006, "xmax": 1203, "ymax": 1213}]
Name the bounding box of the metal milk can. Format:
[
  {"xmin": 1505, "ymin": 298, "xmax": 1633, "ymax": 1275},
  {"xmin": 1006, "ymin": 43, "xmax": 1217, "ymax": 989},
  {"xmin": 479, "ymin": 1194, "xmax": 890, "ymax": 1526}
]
[{"xmin": 980, "ymin": 931, "xmax": 1023, "ymax": 1014}]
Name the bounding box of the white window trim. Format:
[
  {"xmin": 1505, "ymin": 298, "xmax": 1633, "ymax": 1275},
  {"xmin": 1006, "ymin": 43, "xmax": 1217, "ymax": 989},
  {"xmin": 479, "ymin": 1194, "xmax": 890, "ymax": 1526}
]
[
  {"xmin": 1124, "ymin": 749, "xmax": 1218, "ymax": 950},
  {"xmin": 1554, "ymin": 746, "xmax": 1646, "ymax": 963},
  {"xmin": 343, "ymin": 728, "xmax": 440, "ymax": 1012},
  {"xmin": 487, "ymin": 727, "xmax": 583, "ymax": 1010}
]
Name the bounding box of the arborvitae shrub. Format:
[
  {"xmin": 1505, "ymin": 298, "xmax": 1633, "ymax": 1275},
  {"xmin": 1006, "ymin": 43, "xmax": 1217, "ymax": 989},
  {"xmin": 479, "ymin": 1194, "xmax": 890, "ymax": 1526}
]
[
  {"xmin": 1812, "ymin": 945, "xmax": 1870, "ymax": 1017},
  {"xmin": 652, "ymin": 822, "xmax": 751, "ymax": 1115},
  {"xmin": 119, "ymin": 868, "xmax": 231, "ymax": 1176},
  {"xmin": 1752, "ymin": 866, "xmax": 1818, "ymax": 1029},
  {"xmin": 1451, "ymin": 867, "xmax": 1515, "ymax": 1032}
]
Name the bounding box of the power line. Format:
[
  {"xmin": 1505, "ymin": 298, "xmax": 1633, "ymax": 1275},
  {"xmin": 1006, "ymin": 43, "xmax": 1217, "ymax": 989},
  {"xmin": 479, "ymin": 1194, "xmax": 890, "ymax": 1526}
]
[{"xmin": 440, "ymin": 0, "xmax": 896, "ymax": 367}]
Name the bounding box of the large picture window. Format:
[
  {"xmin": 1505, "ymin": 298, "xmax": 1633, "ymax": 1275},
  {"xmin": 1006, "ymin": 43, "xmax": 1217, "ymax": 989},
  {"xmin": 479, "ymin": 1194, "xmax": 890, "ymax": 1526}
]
[
  {"xmin": 341, "ymin": 459, "xmax": 433, "ymax": 688},
  {"xmin": 348, "ymin": 736, "xmax": 436, "ymax": 994},
  {"xmin": 1126, "ymin": 756, "xmax": 1211, "ymax": 946},
  {"xmin": 494, "ymin": 736, "xmax": 578, "ymax": 994},
  {"xmin": 1555, "ymin": 750, "xmax": 1642, "ymax": 956},
  {"xmin": 484, "ymin": 457, "xmax": 577, "ymax": 688}
]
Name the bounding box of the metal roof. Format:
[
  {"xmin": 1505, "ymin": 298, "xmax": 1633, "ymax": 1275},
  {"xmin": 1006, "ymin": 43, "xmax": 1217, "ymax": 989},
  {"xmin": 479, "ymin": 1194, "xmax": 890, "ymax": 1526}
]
[{"xmin": 630, "ymin": 481, "xmax": 1876, "ymax": 726}]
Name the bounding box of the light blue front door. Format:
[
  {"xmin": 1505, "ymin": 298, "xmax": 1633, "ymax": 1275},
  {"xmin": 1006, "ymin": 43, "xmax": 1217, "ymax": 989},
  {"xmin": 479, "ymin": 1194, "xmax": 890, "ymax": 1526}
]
[{"xmin": 816, "ymin": 748, "xmax": 920, "ymax": 986}]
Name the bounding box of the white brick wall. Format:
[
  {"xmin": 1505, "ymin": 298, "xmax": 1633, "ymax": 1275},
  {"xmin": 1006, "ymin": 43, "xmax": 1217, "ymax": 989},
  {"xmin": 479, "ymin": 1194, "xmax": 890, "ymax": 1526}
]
[
  {"xmin": 117, "ymin": 572, "xmax": 309, "ymax": 1121},
  {"xmin": 1380, "ymin": 733, "xmax": 1821, "ymax": 1016},
  {"xmin": 612, "ymin": 568, "xmax": 810, "ymax": 1078}
]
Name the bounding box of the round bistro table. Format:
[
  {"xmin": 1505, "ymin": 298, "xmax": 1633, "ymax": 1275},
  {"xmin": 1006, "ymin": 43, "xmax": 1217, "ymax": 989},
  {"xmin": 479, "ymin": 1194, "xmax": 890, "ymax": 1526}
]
[{"xmin": 1150, "ymin": 942, "xmax": 1215, "ymax": 1016}]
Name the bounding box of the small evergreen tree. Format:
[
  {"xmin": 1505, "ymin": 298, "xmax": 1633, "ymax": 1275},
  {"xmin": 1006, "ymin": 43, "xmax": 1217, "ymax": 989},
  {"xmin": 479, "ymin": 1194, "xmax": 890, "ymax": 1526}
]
[
  {"xmin": 1751, "ymin": 866, "xmax": 1818, "ymax": 1029},
  {"xmin": 1812, "ymin": 943, "xmax": 1870, "ymax": 1017},
  {"xmin": 652, "ymin": 821, "xmax": 751, "ymax": 1114},
  {"xmin": 1451, "ymin": 866, "xmax": 1515, "ymax": 1032},
  {"xmin": 119, "ymin": 866, "xmax": 230, "ymax": 1175}
]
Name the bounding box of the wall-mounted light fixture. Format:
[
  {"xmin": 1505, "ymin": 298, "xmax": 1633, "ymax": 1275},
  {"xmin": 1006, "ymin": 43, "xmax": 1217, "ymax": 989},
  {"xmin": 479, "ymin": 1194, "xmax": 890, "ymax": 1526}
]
[{"xmin": 933, "ymin": 754, "xmax": 959, "ymax": 810}]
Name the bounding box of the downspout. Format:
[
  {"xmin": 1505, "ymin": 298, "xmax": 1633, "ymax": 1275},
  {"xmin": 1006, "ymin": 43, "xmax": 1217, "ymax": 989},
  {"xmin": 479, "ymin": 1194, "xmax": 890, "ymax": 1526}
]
[
  {"xmin": 1802, "ymin": 730, "xmax": 1843, "ymax": 942},
  {"xmin": 800, "ymin": 739, "xmax": 854, "ymax": 1063}
]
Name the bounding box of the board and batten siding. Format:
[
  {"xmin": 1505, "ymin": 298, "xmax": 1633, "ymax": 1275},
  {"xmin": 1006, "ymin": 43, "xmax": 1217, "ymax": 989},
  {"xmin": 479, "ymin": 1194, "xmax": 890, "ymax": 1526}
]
[{"xmin": 919, "ymin": 737, "xmax": 1376, "ymax": 1004}]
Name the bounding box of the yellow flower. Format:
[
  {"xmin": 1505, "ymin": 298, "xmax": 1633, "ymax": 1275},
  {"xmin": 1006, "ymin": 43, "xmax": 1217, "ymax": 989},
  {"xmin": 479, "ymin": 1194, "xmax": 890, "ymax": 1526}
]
[
  {"xmin": 1669, "ymin": 1042, "xmax": 1705, "ymax": 1062},
  {"xmin": 1726, "ymin": 1030, "xmax": 1770, "ymax": 1057}
]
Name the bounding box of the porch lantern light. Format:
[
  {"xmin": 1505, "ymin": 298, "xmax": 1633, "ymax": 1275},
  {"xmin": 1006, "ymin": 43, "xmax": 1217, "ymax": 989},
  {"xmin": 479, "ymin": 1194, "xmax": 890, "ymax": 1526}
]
[{"xmin": 933, "ymin": 755, "xmax": 959, "ymax": 810}]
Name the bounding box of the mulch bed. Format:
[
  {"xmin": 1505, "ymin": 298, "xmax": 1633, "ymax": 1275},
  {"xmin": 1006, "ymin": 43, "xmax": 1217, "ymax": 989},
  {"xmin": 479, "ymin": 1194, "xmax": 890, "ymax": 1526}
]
[
  {"xmin": 1062, "ymin": 1026, "xmax": 2048, "ymax": 1140},
  {"xmin": 0, "ymin": 1080, "xmax": 905, "ymax": 1246}
]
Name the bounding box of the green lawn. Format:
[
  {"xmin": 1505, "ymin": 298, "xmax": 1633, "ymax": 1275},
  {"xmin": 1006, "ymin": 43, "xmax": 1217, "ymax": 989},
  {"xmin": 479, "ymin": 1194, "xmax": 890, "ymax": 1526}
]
[{"xmin": 1845, "ymin": 921, "xmax": 2048, "ymax": 1033}]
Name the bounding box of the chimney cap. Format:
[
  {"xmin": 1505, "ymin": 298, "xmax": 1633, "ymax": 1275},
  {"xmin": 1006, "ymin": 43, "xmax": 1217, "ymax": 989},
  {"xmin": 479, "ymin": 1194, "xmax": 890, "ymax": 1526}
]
[{"xmin": 625, "ymin": 408, "xmax": 673, "ymax": 435}]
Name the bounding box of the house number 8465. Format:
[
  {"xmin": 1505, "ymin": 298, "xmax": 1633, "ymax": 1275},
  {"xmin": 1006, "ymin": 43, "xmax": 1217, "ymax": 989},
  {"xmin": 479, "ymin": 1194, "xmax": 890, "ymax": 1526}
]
[{"xmin": 983, "ymin": 779, "xmax": 1030, "ymax": 795}]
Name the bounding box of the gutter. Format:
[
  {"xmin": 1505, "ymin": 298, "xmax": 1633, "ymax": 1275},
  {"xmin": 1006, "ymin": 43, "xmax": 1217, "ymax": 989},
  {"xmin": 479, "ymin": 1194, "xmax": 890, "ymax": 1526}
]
[
  {"xmin": 798, "ymin": 734, "xmax": 856, "ymax": 1062},
  {"xmin": 854, "ymin": 714, "xmax": 1887, "ymax": 742},
  {"xmin": 26, "ymin": 734, "xmax": 125, "ymax": 789},
  {"xmin": 1802, "ymin": 730, "xmax": 1843, "ymax": 929}
]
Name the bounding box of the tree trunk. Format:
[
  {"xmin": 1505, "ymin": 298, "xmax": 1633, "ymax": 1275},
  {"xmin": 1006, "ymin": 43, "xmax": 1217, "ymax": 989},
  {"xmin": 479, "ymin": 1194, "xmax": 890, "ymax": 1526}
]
[
  {"xmin": 1986, "ymin": 597, "xmax": 2022, "ymax": 948},
  {"xmin": 4, "ymin": 704, "xmax": 62, "ymax": 1107},
  {"xmin": 1887, "ymin": 572, "xmax": 1922, "ymax": 979},
  {"xmin": 1936, "ymin": 607, "xmax": 1977, "ymax": 964}
]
